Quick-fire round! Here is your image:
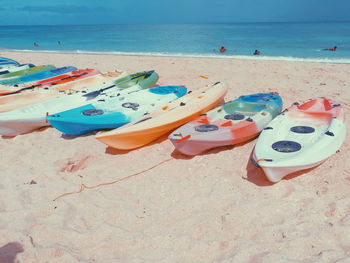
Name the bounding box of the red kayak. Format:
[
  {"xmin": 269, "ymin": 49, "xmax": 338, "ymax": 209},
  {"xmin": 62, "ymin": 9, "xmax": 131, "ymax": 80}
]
[
  {"xmin": 0, "ymin": 68, "xmax": 100, "ymax": 96},
  {"xmin": 36, "ymin": 68, "xmax": 100, "ymax": 87}
]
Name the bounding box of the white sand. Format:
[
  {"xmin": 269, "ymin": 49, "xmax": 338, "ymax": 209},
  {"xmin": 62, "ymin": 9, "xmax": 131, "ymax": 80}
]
[{"xmin": 0, "ymin": 51, "xmax": 349, "ymax": 263}]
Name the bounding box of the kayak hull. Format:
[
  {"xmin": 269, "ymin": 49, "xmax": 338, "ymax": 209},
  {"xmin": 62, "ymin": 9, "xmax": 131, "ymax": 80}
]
[
  {"xmin": 0, "ymin": 64, "xmax": 34, "ymax": 75},
  {"xmin": 0, "ymin": 72, "xmax": 124, "ymax": 113},
  {"xmin": 96, "ymin": 82, "xmax": 228, "ymax": 150},
  {"xmin": 0, "ymin": 66, "xmax": 77, "ymax": 86},
  {"xmin": 169, "ymin": 92, "xmax": 282, "ymax": 155},
  {"xmin": 253, "ymin": 98, "xmax": 346, "ymax": 182},
  {"xmin": 0, "ymin": 71, "xmax": 159, "ymax": 136},
  {"xmin": 47, "ymin": 86, "xmax": 187, "ymax": 135},
  {"xmin": 0, "ymin": 65, "xmax": 55, "ymax": 79}
]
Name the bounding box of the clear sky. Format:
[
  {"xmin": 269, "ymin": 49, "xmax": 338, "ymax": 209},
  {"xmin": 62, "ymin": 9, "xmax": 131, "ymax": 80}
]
[{"xmin": 1, "ymin": 0, "xmax": 349, "ymax": 25}]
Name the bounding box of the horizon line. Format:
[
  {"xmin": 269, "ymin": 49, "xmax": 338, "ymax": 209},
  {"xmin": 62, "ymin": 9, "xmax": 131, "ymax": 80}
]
[{"xmin": 1, "ymin": 20, "xmax": 350, "ymax": 27}]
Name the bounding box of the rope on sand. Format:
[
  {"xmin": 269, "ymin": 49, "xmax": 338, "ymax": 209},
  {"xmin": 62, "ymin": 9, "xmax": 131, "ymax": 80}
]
[{"xmin": 53, "ymin": 157, "xmax": 173, "ymax": 201}]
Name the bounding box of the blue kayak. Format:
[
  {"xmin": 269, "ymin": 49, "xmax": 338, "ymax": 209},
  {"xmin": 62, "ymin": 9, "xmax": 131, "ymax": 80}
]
[
  {"xmin": 47, "ymin": 85, "xmax": 187, "ymax": 135},
  {"xmin": 0, "ymin": 57, "xmax": 19, "ymax": 68},
  {"xmin": 0, "ymin": 66, "xmax": 77, "ymax": 85}
]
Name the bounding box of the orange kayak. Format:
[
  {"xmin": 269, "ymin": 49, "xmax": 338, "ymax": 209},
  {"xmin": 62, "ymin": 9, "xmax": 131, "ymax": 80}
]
[{"xmin": 96, "ymin": 82, "xmax": 227, "ymax": 150}]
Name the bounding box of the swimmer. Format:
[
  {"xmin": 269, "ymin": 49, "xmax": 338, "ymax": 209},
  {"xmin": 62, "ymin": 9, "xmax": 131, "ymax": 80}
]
[
  {"xmin": 323, "ymin": 46, "xmax": 337, "ymax": 51},
  {"xmin": 219, "ymin": 46, "xmax": 227, "ymax": 53}
]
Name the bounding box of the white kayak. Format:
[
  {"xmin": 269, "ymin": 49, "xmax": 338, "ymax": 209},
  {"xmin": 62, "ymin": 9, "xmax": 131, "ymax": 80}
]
[
  {"xmin": 0, "ymin": 70, "xmax": 159, "ymax": 136},
  {"xmin": 252, "ymin": 97, "xmax": 346, "ymax": 183},
  {"xmin": 0, "ymin": 64, "xmax": 34, "ymax": 76},
  {"xmin": 0, "ymin": 71, "xmax": 126, "ymax": 113}
]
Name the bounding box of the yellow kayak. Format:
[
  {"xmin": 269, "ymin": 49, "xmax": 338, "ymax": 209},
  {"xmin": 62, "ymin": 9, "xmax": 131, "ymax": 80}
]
[{"xmin": 96, "ymin": 82, "xmax": 227, "ymax": 150}]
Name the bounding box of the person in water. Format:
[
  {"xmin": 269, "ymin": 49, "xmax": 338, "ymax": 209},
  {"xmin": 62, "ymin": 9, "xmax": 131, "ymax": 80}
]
[
  {"xmin": 34, "ymin": 42, "xmax": 39, "ymax": 47},
  {"xmin": 253, "ymin": 49, "xmax": 261, "ymax": 55},
  {"xmin": 324, "ymin": 46, "xmax": 337, "ymax": 51},
  {"xmin": 219, "ymin": 46, "xmax": 226, "ymax": 53},
  {"xmin": 58, "ymin": 41, "xmax": 61, "ymax": 46}
]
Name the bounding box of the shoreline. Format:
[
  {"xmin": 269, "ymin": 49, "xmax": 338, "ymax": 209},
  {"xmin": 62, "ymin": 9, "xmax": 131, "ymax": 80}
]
[{"xmin": 2, "ymin": 48, "xmax": 350, "ymax": 64}]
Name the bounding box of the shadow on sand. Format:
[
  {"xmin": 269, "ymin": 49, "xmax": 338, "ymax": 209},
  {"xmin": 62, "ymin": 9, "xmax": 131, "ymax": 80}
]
[
  {"xmin": 60, "ymin": 131, "xmax": 97, "ymax": 140},
  {"xmin": 0, "ymin": 242, "xmax": 24, "ymax": 263},
  {"xmin": 1, "ymin": 126, "xmax": 50, "ymax": 139},
  {"xmin": 1, "ymin": 135, "xmax": 16, "ymax": 139},
  {"xmin": 104, "ymin": 133, "xmax": 170, "ymax": 155},
  {"xmin": 245, "ymin": 152, "xmax": 275, "ymax": 187},
  {"xmin": 244, "ymin": 151, "xmax": 319, "ymax": 186},
  {"xmin": 170, "ymin": 144, "xmax": 236, "ymax": 160},
  {"xmin": 170, "ymin": 135, "xmax": 257, "ymax": 160}
]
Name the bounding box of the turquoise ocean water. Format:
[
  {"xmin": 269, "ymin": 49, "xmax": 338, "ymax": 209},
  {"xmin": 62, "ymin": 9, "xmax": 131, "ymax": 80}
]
[{"xmin": 1, "ymin": 22, "xmax": 350, "ymax": 63}]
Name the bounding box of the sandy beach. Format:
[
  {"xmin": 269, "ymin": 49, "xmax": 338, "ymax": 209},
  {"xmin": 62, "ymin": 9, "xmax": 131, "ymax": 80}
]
[{"xmin": 0, "ymin": 51, "xmax": 349, "ymax": 263}]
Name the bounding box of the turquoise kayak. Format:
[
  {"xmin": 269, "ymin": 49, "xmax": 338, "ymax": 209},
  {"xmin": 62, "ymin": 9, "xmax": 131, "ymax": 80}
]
[
  {"xmin": 0, "ymin": 66, "xmax": 77, "ymax": 85},
  {"xmin": 47, "ymin": 85, "xmax": 187, "ymax": 135}
]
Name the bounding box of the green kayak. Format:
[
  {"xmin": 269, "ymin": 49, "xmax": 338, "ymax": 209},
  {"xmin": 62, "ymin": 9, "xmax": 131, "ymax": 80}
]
[
  {"xmin": 0, "ymin": 65, "xmax": 56, "ymax": 79},
  {"xmin": 112, "ymin": 70, "xmax": 159, "ymax": 89}
]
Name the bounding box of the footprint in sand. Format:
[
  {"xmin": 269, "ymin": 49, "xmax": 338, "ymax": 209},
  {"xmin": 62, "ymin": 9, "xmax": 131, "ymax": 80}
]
[{"xmin": 60, "ymin": 156, "xmax": 91, "ymax": 173}]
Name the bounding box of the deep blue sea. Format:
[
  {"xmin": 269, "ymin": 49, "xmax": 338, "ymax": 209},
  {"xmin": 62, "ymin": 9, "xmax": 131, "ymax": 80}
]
[{"xmin": 1, "ymin": 22, "xmax": 350, "ymax": 63}]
